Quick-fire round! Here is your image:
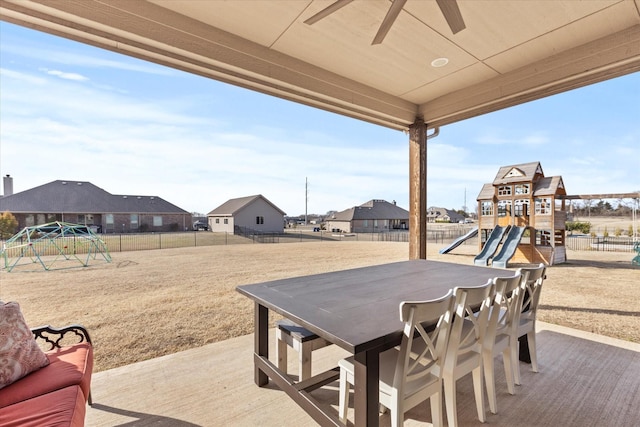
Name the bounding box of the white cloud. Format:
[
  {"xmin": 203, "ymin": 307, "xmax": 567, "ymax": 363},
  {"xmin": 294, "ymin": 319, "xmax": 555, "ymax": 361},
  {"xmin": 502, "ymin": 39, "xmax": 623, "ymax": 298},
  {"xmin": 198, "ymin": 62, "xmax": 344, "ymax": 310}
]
[{"xmin": 40, "ymin": 68, "xmax": 89, "ymax": 81}]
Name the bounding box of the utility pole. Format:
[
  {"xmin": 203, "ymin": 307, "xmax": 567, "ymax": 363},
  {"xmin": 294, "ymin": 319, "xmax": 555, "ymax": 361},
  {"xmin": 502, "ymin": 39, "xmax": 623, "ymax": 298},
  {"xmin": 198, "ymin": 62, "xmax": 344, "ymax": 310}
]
[
  {"xmin": 305, "ymin": 177, "xmax": 308, "ymax": 225},
  {"xmin": 463, "ymin": 187, "xmax": 467, "ymax": 214}
]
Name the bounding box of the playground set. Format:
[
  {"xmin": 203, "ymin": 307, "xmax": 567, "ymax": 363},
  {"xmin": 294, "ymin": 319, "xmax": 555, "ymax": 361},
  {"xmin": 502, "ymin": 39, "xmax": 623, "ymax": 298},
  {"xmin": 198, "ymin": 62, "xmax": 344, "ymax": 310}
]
[
  {"xmin": 1, "ymin": 221, "xmax": 111, "ymax": 272},
  {"xmin": 441, "ymin": 161, "xmax": 639, "ymax": 267},
  {"xmin": 474, "ymin": 162, "xmax": 569, "ymax": 267},
  {"xmin": 441, "ymin": 162, "xmax": 568, "ymax": 267}
]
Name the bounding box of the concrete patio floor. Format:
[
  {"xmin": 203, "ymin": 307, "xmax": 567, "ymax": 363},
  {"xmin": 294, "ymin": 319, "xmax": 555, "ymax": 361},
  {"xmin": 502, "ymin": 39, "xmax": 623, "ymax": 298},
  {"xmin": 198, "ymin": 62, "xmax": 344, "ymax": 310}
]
[{"xmin": 86, "ymin": 322, "xmax": 640, "ymax": 426}]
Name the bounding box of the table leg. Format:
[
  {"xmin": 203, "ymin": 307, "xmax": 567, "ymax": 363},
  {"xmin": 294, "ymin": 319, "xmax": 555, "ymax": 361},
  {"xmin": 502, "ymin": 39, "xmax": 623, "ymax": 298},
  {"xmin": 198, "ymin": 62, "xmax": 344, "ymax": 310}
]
[
  {"xmin": 518, "ymin": 335, "xmax": 531, "ymax": 363},
  {"xmin": 353, "ymin": 350, "xmax": 380, "ymax": 427},
  {"xmin": 255, "ymin": 302, "xmax": 269, "ymax": 386}
]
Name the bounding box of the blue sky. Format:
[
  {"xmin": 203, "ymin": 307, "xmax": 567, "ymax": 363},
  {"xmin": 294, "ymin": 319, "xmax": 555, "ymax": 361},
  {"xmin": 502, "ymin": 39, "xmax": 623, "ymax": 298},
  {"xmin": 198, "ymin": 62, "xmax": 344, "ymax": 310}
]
[{"xmin": 1, "ymin": 22, "xmax": 638, "ymax": 216}]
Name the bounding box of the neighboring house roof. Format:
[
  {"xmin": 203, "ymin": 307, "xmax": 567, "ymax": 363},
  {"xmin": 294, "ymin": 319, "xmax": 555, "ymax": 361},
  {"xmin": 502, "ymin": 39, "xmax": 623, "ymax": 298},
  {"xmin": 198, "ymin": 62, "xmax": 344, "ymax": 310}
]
[
  {"xmin": 0, "ymin": 180, "xmax": 188, "ymax": 213},
  {"xmin": 427, "ymin": 207, "xmax": 464, "ymax": 223},
  {"xmin": 492, "ymin": 162, "xmax": 543, "ymax": 185},
  {"xmin": 330, "ymin": 200, "xmax": 408, "ymax": 221},
  {"xmin": 207, "ymin": 194, "xmax": 286, "ymax": 216}
]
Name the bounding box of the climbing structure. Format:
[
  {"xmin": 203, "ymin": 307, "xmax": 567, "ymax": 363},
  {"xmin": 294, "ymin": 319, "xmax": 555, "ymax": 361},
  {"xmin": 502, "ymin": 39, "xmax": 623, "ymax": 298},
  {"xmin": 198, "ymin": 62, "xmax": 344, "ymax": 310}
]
[
  {"xmin": 476, "ymin": 162, "xmax": 568, "ymax": 266},
  {"xmin": 1, "ymin": 221, "xmax": 111, "ymax": 272}
]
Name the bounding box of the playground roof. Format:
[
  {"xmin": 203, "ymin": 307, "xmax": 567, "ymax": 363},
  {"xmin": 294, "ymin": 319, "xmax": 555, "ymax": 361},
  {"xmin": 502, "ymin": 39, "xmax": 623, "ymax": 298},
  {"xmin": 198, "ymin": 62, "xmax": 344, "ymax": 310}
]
[
  {"xmin": 492, "ymin": 162, "xmax": 544, "ymax": 185},
  {"xmin": 533, "ymin": 176, "xmax": 567, "ymax": 197},
  {"xmin": 1, "ymin": 1, "xmax": 638, "ymax": 131}
]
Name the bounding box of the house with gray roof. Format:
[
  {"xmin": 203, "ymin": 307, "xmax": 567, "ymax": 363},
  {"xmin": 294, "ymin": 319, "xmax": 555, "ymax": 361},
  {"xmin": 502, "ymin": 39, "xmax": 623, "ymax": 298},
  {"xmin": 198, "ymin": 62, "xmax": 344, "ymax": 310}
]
[
  {"xmin": 324, "ymin": 199, "xmax": 408, "ymax": 233},
  {"xmin": 0, "ymin": 178, "xmax": 191, "ymax": 233},
  {"xmin": 427, "ymin": 207, "xmax": 465, "ymax": 223},
  {"xmin": 207, "ymin": 194, "xmax": 285, "ymax": 233}
]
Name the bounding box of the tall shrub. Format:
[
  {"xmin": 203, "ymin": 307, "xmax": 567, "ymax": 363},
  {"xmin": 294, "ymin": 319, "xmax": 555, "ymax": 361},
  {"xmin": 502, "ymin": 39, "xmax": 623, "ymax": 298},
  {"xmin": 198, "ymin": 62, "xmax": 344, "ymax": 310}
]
[{"xmin": 0, "ymin": 211, "xmax": 18, "ymax": 239}]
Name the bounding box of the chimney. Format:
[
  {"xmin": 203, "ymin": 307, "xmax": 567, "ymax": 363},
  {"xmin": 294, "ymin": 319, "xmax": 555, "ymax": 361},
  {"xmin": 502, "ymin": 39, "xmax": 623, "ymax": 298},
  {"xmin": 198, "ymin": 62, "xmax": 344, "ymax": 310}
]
[{"xmin": 3, "ymin": 175, "xmax": 13, "ymax": 196}]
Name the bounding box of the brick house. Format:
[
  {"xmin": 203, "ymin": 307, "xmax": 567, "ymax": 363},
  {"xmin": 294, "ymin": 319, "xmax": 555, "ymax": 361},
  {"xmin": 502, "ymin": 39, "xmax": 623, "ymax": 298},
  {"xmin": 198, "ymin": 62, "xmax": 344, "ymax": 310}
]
[{"xmin": 0, "ymin": 178, "xmax": 191, "ymax": 233}]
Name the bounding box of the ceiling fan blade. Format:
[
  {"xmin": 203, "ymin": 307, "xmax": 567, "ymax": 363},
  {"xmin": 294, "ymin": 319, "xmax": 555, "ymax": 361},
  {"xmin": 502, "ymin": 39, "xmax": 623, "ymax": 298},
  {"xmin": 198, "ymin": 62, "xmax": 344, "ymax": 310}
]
[
  {"xmin": 304, "ymin": 0, "xmax": 354, "ymax": 25},
  {"xmin": 436, "ymin": 0, "xmax": 466, "ymax": 34},
  {"xmin": 372, "ymin": 0, "xmax": 407, "ymax": 45}
]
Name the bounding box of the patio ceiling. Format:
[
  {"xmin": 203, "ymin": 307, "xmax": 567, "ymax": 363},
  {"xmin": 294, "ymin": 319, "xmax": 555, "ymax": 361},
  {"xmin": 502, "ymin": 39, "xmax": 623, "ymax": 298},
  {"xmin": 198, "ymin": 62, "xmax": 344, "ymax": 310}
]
[{"xmin": 1, "ymin": 0, "xmax": 639, "ymax": 131}]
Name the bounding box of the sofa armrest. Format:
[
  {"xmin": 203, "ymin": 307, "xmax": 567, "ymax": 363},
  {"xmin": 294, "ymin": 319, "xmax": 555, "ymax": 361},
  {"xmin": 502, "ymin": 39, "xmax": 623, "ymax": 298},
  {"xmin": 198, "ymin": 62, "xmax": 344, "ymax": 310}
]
[{"xmin": 31, "ymin": 325, "xmax": 92, "ymax": 351}]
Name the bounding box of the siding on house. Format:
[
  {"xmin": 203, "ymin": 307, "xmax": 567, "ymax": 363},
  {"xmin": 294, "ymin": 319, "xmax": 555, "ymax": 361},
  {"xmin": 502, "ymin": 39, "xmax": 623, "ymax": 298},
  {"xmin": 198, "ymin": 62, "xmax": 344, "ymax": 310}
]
[{"xmin": 207, "ymin": 194, "xmax": 285, "ymax": 233}]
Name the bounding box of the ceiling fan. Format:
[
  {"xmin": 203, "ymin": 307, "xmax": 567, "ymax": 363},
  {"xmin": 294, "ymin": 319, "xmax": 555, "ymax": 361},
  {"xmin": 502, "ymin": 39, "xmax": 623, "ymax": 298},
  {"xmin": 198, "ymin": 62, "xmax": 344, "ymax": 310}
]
[{"xmin": 304, "ymin": 0, "xmax": 465, "ymax": 45}]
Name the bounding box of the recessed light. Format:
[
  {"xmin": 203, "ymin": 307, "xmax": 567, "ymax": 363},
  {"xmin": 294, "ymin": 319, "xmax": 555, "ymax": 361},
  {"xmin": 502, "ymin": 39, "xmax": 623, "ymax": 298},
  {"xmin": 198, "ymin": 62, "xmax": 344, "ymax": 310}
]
[{"xmin": 431, "ymin": 57, "xmax": 449, "ymax": 68}]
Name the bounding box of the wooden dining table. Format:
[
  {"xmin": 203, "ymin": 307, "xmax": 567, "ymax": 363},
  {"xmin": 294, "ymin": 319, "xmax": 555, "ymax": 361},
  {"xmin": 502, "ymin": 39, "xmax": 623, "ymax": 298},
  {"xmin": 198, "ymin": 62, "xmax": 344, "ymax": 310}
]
[{"xmin": 236, "ymin": 259, "xmax": 515, "ymax": 427}]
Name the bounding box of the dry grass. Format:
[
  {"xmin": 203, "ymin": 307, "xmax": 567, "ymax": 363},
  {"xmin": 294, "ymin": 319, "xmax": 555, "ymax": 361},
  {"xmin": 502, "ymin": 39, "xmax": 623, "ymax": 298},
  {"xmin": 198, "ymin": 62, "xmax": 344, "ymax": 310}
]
[{"xmin": 1, "ymin": 239, "xmax": 638, "ymax": 373}]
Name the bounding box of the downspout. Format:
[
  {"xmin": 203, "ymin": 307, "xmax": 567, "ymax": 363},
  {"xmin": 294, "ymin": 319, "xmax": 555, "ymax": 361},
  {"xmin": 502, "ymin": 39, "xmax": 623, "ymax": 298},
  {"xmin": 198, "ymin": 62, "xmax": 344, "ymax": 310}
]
[{"xmin": 427, "ymin": 127, "xmax": 440, "ymax": 140}]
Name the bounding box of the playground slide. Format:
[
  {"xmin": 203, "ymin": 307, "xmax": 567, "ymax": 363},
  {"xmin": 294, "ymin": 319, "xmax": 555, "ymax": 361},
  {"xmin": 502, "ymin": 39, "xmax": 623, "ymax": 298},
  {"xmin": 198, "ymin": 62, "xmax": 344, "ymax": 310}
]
[
  {"xmin": 473, "ymin": 225, "xmax": 509, "ymax": 266},
  {"xmin": 439, "ymin": 227, "xmax": 479, "ymax": 254},
  {"xmin": 491, "ymin": 226, "xmax": 527, "ymax": 268}
]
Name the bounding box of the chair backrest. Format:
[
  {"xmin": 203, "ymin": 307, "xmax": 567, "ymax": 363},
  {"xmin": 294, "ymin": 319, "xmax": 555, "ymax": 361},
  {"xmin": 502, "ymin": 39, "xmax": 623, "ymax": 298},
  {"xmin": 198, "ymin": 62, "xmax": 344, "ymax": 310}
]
[
  {"xmin": 444, "ymin": 280, "xmax": 494, "ymax": 372},
  {"xmin": 515, "ymin": 263, "xmax": 546, "ymax": 321},
  {"xmin": 485, "ymin": 272, "xmax": 524, "ymax": 344},
  {"xmin": 393, "ymin": 290, "xmax": 455, "ymax": 392}
]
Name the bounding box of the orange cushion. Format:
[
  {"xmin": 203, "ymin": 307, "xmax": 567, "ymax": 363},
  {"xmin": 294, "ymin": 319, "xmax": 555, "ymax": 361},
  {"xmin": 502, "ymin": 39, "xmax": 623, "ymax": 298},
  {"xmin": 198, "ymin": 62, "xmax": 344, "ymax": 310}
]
[
  {"xmin": 0, "ymin": 385, "xmax": 86, "ymax": 427},
  {"xmin": 0, "ymin": 343, "xmax": 92, "ymax": 408}
]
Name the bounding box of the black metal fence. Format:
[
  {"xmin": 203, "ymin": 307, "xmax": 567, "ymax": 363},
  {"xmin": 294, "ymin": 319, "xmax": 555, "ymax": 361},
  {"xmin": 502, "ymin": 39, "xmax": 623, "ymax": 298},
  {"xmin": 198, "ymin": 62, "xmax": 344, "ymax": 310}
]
[
  {"xmin": 6, "ymin": 229, "xmax": 634, "ymax": 255},
  {"xmin": 566, "ymin": 235, "xmax": 637, "ymax": 252}
]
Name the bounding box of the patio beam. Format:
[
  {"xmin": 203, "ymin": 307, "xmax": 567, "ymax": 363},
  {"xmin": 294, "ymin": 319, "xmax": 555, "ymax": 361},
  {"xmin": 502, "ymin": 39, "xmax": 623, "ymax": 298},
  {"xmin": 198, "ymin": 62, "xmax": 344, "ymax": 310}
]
[{"xmin": 409, "ymin": 118, "xmax": 427, "ymax": 259}]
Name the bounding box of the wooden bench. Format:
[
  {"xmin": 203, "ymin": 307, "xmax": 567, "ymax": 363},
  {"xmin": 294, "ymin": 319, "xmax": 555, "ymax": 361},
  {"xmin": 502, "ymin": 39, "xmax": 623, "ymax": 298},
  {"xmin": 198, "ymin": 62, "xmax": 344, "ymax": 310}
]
[{"xmin": 276, "ymin": 319, "xmax": 331, "ymax": 381}]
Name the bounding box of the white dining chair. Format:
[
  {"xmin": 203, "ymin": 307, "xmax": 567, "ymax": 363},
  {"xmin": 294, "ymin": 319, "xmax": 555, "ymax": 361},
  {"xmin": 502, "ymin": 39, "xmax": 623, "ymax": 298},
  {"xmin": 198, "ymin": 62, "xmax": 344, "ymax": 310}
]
[
  {"xmin": 276, "ymin": 319, "xmax": 330, "ymax": 381},
  {"xmin": 441, "ymin": 280, "xmax": 494, "ymax": 427},
  {"xmin": 482, "ymin": 271, "xmax": 525, "ymax": 414},
  {"xmin": 514, "ymin": 263, "xmax": 547, "ymax": 384},
  {"xmin": 338, "ymin": 291, "xmax": 455, "ymax": 427}
]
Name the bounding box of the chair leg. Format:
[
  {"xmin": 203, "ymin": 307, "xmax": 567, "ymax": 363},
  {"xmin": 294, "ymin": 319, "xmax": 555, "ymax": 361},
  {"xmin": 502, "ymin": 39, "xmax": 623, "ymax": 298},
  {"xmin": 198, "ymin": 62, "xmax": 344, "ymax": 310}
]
[
  {"xmin": 443, "ymin": 377, "xmax": 458, "ymax": 427},
  {"xmin": 389, "ymin": 390, "xmax": 403, "ymax": 427},
  {"xmin": 512, "ymin": 340, "xmax": 522, "ymax": 386},
  {"xmin": 276, "ymin": 330, "xmax": 288, "ymax": 375},
  {"xmin": 528, "ymin": 331, "xmax": 538, "ymax": 373},
  {"xmin": 472, "ymin": 366, "xmax": 486, "ymax": 423},
  {"xmin": 483, "ymin": 351, "xmax": 498, "ymax": 414},
  {"xmin": 338, "ymin": 368, "xmax": 350, "ymax": 423},
  {"xmin": 430, "ymin": 391, "xmax": 443, "ymax": 427},
  {"xmin": 502, "ymin": 347, "xmax": 515, "ymax": 395}
]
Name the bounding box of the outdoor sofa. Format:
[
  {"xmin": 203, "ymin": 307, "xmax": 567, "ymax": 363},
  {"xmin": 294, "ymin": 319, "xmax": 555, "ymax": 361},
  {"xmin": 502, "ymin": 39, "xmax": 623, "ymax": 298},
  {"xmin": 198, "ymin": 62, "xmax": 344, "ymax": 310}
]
[{"xmin": 0, "ymin": 301, "xmax": 93, "ymax": 427}]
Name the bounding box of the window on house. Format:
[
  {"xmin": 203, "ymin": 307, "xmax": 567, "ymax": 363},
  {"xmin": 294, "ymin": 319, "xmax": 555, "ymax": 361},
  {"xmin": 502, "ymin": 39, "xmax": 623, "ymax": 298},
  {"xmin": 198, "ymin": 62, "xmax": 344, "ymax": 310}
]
[
  {"xmin": 514, "ymin": 199, "xmax": 530, "ymax": 216},
  {"xmin": 535, "ymin": 198, "xmax": 552, "ymax": 215},
  {"xmin": 256, "ymin": 216, "xmax": 264, "ymax": 225},
  {"xmin": 223, "ymin": 218, "xmax": 228, "ymax": 224},
  {"xmin": 215, "ymin": 218, "xmax": 220, "ymax": 224},
  {"xmin": 106, "ymin": 214, "xmax": 114, "ymax": 225},
  {"xmin": 515, "ymin": 184, "xmax": 530, "ymax": 195},
  {"xmin": 498, "ymin": 186, "xmax": 512, "ymax": 196},
  {"xmin": 153, "ymin": 216, "xmax": 162, "ymax": 227},
  {"xmin": 497, "ymin": 200, "xmax": 511, "ymax": 217},
  {"xmin": 130, "ymin": 214, "xmax": 138, "ymax": 229},
  {"xmin": 481, "ymin": 201, "xmax": 493, "ymax": 216},
  {"xmin": 363, "ymin": 219, "xmax": 368, "ymax": 227}
]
